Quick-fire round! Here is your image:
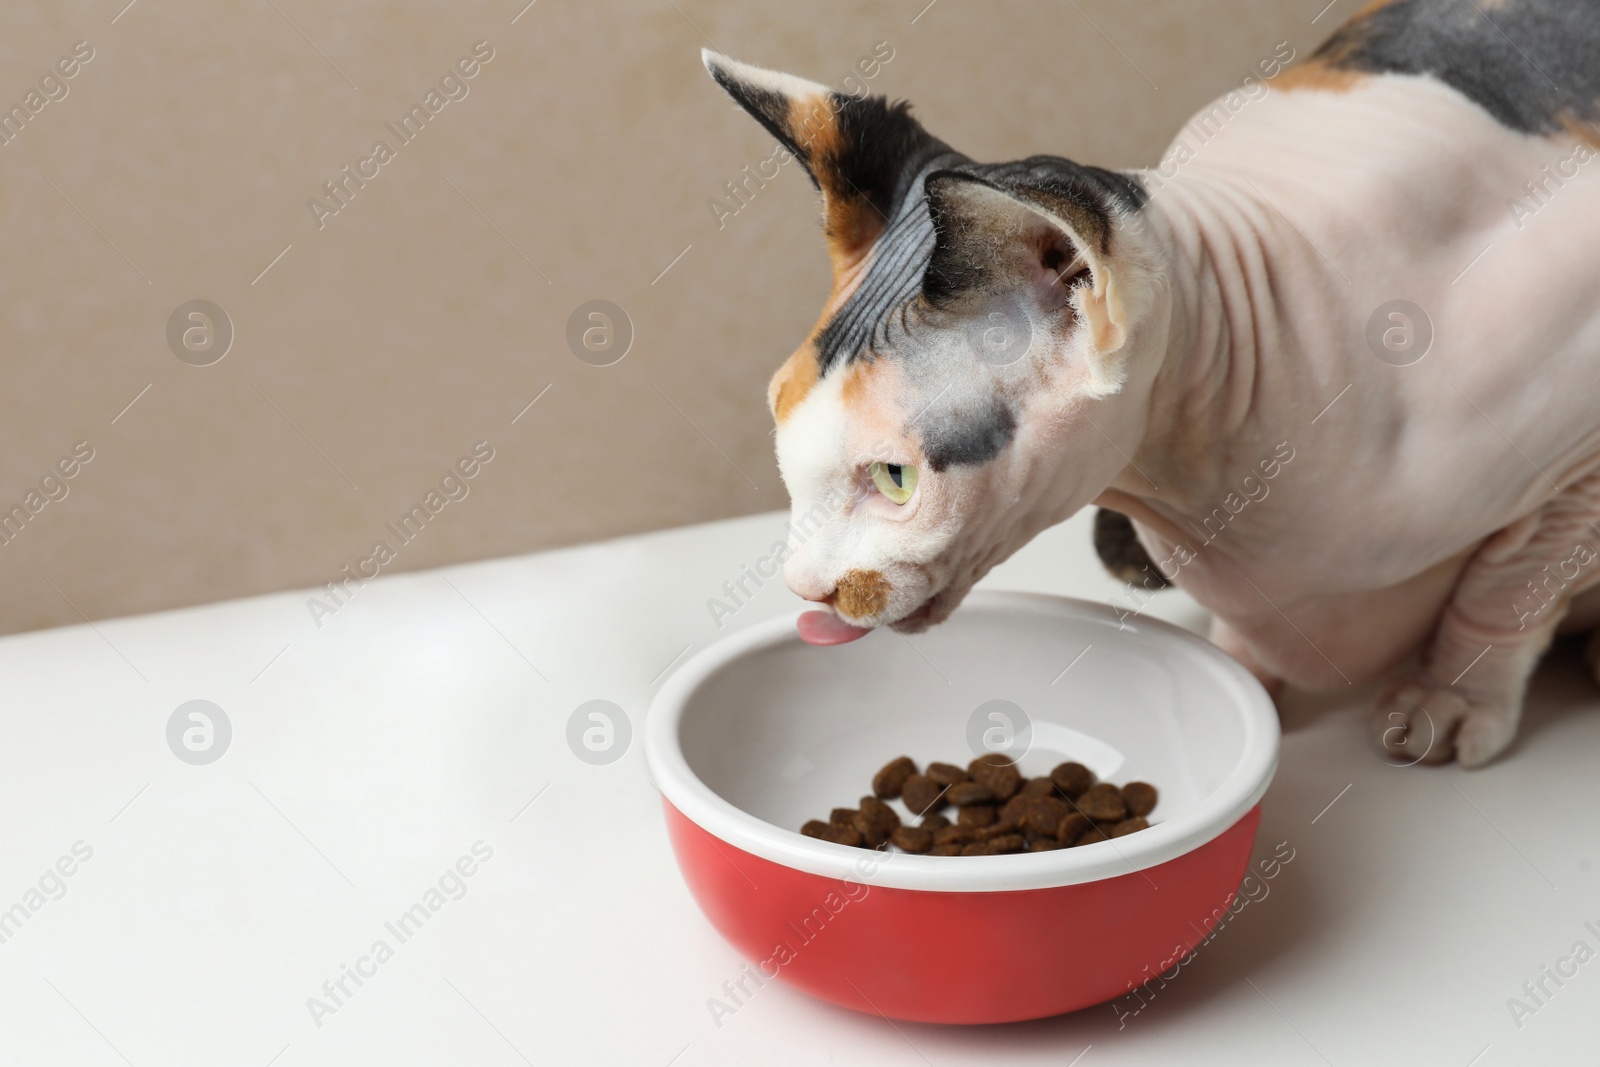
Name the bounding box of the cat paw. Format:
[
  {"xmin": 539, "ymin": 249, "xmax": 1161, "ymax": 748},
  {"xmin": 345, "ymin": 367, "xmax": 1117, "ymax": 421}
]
[{"xmin": 1369, "ymin": 677, "xmax": 1518, "ymax": 768}]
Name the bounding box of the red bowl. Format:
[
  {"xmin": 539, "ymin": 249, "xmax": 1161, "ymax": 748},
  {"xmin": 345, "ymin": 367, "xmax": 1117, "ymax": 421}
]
[{"xmin": 646, "ymin": 592, "xmax": 1278, "ymax": 1024}]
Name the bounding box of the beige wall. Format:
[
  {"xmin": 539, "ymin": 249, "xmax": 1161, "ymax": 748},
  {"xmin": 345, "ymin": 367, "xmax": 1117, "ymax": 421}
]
[{"xmin": 0, "ymin": 0, "xmax": 1324, "ymax": 634}]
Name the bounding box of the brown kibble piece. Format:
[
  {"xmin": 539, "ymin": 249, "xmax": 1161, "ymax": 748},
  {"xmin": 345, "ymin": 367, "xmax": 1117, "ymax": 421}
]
[
  {"xmin": 1074, "ymin": 826, "xmax": 1109, "ymax": 847},
  {"xmin": 946, "ymin": 781, "xmax": 997, "ymax": 806},
  {"xmin": 851, "ymin": 811, "xmax": 888, "ymax": 848},
  {"xmin": 971, "ymin": 818, "xmax": 1022, "ymax": 842},
  {"xmin": 968, "ymin": 754, "xmax": 1022, "ymax": 801},
  {"xmin": 1023, "ymin": 796, "xmax": 1071, "ymax": 838},
  {"xmin": 999, "ymin": 793, "xmax": 1032, "ymax": 823},
  {"xmin": 933, "ymin": 825, "xmax": 972, "ymax": 846},
  {"xmin": 1074, "ymin": 783, "xmax": 1128, "ymax": 822},
  {"xmin": 1056, "ymin": 812, "xmax": 1092, "ymax": 845},
  {"xmin": 802, "ymin": 820, "xmax": 865, "ymax": 847},
  {"xmin": 901, "ymin": 775, "xmax": 947, "ymax": 816},
  {"xmin": 859, "ymin": 796, "xmax": 901, "ymax": 833},
  {"xmin": 929, "ymin": 843, "xmax": 965, "ymax": 856},
  {"xmin": 958, "ymin": 804, "xmax": 997, "ymax": 828},
  {"xmin": 1121, "ymin": 782, "xmax": 1159, "ymax": 818},
  {"xmin": 959, "ymin": 833, "xmax": 1026, "ymax": 856},
  {"xmin": 872, "ymin": 756, "xmax": 917, "ymax": 799},
  {"xmin": 1029, "ymin": 838, "xmax": 1064, "ymax": 852},
  {"xmin": 829, "ymin": 808, "xmax": 857, "ymax": 828},
  {"xmin": 1050, "ymin": 761, "xmax": 1095, "ymax": 798},
  {"xmin": 925, "ymin": 762, "xmax": 970, "ymax": 786},
  {"xmin": 920, "ymin": 812, "xmax": 951, "ymax": 831},
  {"xmin": 1020, "ymin": 777, "xmax": 1055, "ymax": 799},
  {"xmin": 891, "ymin": 825, "xmax": 935, "ymax": 853},
  {"xmin": 1108, "ymin": 816, "xmax": 1150, "ymax": 838},
  {"xmin": 852, "ymin": 796, "xmax": 899, "ymax": 848}
]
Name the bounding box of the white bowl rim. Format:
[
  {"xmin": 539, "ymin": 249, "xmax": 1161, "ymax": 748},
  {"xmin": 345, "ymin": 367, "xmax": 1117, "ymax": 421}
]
[{"xmin": 645, "ymin": 591, "xmax": 1279, "ymax": 892}]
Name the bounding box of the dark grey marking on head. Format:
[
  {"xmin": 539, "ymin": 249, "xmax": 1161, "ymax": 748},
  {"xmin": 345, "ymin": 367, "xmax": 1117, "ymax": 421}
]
[
  {"xmin": 1318, "ymin": 0, "xmax": 1600, "ymax": 135},
  {"xmin": 815, "ymin": 153, "xmax": 962, "ymax": 373},
  {"xmin": 818, "ymin": 155, "xmax": 1145, "ymax": 373},
  {"xmin": 920, "ymin": 398, "xmax": 1017, "ymax": 472}
]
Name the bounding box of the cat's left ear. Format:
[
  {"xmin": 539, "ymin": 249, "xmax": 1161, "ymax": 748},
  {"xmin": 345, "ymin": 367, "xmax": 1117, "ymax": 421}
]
[
  {"xmin": 703, "ymin": 50, "xmax": 947, "ymax": 270},
  {"xmin": 922, "ymin": 166, "xmax": 1143, "ymax": 393}
]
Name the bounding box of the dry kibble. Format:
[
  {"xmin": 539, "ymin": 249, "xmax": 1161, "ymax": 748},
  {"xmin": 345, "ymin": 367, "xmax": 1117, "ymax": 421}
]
[
  {"xmin": 1108, "ymin": 816, "xmax": 1150, "ymax": 838},
  {"xmin": 968, "ymin": 754, "xmax": 1022, "ymax": 801},
  {"xmin": 901, "ymin": 775, "xmax": 947, "ymax": 816},
  {"xmin": 1050, "ymin": 761, "xmax": 1096, "ymax": 798},
  {"xmin": 891, "ymin": 825, "xmax": 935, "ymax": 853},
  {"xmin": 946, "ymin": 781, "xmax": 997, "ymax": 806},
  {"xmin": 1121, "ymin": 782, "xmax": 1159, "ymax": 818},
  {"xmin": 999, "ymin": 793, "xmax": 1033, "ymax": 824},
  {"xmin": 971, "ymin": 818, "xmax": 1023, "ymax": 842},
  {"xmin": 958, "ymin": 804, "xmax": 997, "ymax": 828},
  {"xmin": 802, "ymin": 820, "xmax": 865, "ymax": 847},
  {"xmin": 853, "ymin": 796, "xmax": 899, "ymax": 848},
  {"xmin": 852, "ymin": 810, "xmax": 889, "ymax": 848},
  {"xmin": 1020, "ymin": 777, "xmax": 1056, "ymax": 799},
  {"xmin": 872, "ymin": 756, "xmax": 918, "ymax": 799},
  {"xmin": 925, "ymin": 761, "xmax": 971, "ymax": 786},
  {"xmin": 1022, "ymin": 796, "xmax": 1071, "ymax": 838},
  {"xmin": 1074, "ymin": 783, "xmax": 1128, "ymax": 823},
  {"xmin": 960, "ymin": 833, "xmax": 1026, "ymax": 856},
  {"xmin": 859, "ymin": 796, "xmax": 901, "ymax": 833},
  {"xmin": 1056, "ymin": 812, "xmax": 1092, "ymax": 845},
  {"xmin": 801, "ymin": 754, "xmax": 1160, "ymax": 857}
]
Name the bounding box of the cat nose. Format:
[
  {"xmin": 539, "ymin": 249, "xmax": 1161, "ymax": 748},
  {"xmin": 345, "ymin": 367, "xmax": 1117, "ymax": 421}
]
[{"xmin": 784, "ymin": 562, "xmax": 835, "ymax": 604}]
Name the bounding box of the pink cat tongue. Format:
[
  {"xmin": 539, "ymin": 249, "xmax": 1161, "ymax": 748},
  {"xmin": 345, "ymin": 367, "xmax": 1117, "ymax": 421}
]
[{"xmin": 797, "ymin": 610, "xmax": 872, "ymax": 646}]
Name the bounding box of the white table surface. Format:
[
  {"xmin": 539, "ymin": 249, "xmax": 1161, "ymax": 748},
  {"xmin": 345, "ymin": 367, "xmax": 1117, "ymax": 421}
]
[{"xmin": 2, "ymin": 507, "xmax": 1597, "ymax": 1067}]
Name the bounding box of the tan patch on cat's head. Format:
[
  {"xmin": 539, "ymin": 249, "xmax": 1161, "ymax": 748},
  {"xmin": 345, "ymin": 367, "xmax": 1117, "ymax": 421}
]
[
  {"xmin": 834, "ymin": 568, "xmax": 891, "ymax": 618},
  {"xmin": 768, "ymin": 254, "xmax": 877, "ymax": 424},
  {"xmin": 1272, "ymin": 58, "xmax": 1368, "ymax": 94},
  {"xmin": 769, "ymin": 343, "xmax": 821, "ymax": 422},
  {"xmin": 788, "ymin": 94, "xmax": 888, "ymax": 264},
  {"xmin": 1559, "ymin": 111, "xmax": 1600, "ymax": 151}
]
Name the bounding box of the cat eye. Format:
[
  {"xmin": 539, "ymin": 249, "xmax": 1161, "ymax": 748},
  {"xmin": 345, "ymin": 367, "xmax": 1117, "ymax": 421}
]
[{"xmin": 869, "ymin": 461, "xmax": 918, "ymax": 505}]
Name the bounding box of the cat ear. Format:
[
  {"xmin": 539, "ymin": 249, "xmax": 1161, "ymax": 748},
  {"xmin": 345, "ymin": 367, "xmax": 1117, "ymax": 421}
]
[
  {"xmin": 702, "ymin": 50, "xmax": 947, "ymax": 269},
  {"xmin": 922, "ymin": 166, "xmax": 1138, "ymax": 389}
]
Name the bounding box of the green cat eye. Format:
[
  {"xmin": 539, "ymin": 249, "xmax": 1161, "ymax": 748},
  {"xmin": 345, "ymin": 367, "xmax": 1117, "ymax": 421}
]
[{"xmin": 869, "ymin": 461, "xmax": 918, "ymax": 505}]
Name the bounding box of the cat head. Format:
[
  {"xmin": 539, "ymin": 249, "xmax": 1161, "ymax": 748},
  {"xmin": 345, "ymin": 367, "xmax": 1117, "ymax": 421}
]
[{"xmin": 704, "ymin": 52, "xmax": 1168, "ymax": 643}]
